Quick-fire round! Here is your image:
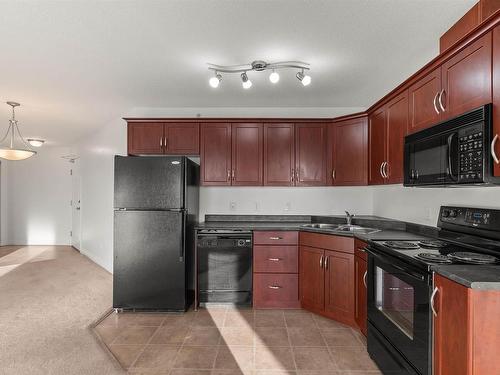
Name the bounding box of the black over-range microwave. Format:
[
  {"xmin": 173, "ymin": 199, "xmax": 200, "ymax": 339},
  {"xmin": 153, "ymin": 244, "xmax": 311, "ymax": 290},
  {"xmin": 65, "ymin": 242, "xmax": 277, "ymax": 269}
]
[{"xmin": 404, "ymin": 104, "xmax": 500, "ymax": 186}]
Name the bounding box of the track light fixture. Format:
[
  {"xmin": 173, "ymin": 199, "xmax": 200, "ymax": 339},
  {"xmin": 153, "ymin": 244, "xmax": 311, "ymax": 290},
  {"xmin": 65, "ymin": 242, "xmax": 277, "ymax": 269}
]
[
  {"xmin": 209, "ymin": 71, "xmax": 222, "ymax": 88},
  {"xmin": 296, "ymin": 69, "xmax": 311, "ymax": 86},
  {"xmin": 241, "ymin": 72, "xmax": 252, "ymax": 89},
  {"xmin": 207, "ymin": 60, "xmax": 311, "ymax": 89}
]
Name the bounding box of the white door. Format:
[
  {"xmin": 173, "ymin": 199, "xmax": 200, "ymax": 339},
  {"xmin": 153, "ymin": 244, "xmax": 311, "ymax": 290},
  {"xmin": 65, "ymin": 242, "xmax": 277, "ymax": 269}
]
[{"xmin": 71, "ymin": 171, "xmax": 81, "ymax": 250}]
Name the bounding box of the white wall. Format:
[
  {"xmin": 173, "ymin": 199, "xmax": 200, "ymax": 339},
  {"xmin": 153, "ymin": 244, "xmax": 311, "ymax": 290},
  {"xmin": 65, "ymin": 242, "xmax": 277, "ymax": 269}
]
[
  {"xmin": 1, "ymin": 160, "xmax": 10, "ymax": 245},
  {"xmin": 4, "ymin": 147, "xmax": 72, "ymax": 245},
  {"xmin": 200, "ymin": 186, "xmax": 373, "ymax": 219},
  {"xmin": 75, "ymin": 118, "xmax": 127, "ymax": 272},
  {"xmin": 372, "ymin": 184, "xmax": 500, "ymax": 226}
]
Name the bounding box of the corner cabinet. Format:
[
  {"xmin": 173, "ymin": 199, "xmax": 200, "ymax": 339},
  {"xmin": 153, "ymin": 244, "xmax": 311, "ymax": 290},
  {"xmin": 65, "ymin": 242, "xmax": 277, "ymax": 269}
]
[
  {"xmin": 433, "ymin": 274, "xmax": 500, "ymax": 375},
  {"xmin": 409, "ymin": 32, "xmax": 492, "ymax": 134},
  {"xmin": 369, "ymin": 91, "xmax": 408, "ymax": 185},
  {"xmin": 128, "ymin": 122, "xmax": 200, "ymax": 155},
  {"xmin": 329, "ymin": 116, "xmax": 368, "ymax": 186},
  {"xmin": 299, "ymin": 232, "xmax": 356, "ymax": 327}
]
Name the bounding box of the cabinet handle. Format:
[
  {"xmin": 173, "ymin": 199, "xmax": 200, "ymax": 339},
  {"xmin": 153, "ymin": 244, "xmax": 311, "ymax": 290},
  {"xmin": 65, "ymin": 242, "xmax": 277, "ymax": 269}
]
[
  {"xmin": 232, "ymin": 169, "xmax": 235, "ymax": 181},
  {"xmin": 383, "ymin": 162, "xmax": 389, "ymax": 178},
  {"xmin": 379, "ymin": 162, "xmax": 384, "ymax": 178},
  {"xmin": 319, "ymin": 255, "xmax": 324, "ymax": 268},
  {"xmin": 160, "ymin": 137, "xmax": 163, "ymax": 147},
  {"xmin": 332, "ymin": 169, "xmax": 336, "ymax": 180},
  {"xmin": 433, "ymin": 92, "xmax": 440, "ymax": 114},
  {"xmin": 438, "ymin": 90, "xmax": 446, "ymax": 112},
  {"xmin": 491, "ymin": 134, "xmax": 499, "ymax": 164},
  {"xmin": 291, "ymin": 169, "xmax": 294, "ymax": 182},
  {"xmin": 324, "ymin": 256, "xmax": 329, "ymax": 269},
  {"xmin": 363, "ymin": 271, "xmax": 367, "ymax": 288},
  {"xmin": 227, "ymin": 170, "xmax": 231, "ymax": 181},
  {"xmin": 430, "ymin": 286, "xmax": 439, "ymax": 317},
  {"xmin": 164, "ymin": 137, "xmax": 168, "ymax": 150},
  {"xmin": 268, "ymin": 258, "xmax": 282, "ymax": 262},
  {"xmin": 269, "ymin": 236, "xmax": 282, "ymax": 240},
  {"xmin": 268, "ymin": 285, "xmax": 282, "ymax": 289},
  {"xmin": 296, "ymin": 169, "xmax": 299, "ymax": 181}
]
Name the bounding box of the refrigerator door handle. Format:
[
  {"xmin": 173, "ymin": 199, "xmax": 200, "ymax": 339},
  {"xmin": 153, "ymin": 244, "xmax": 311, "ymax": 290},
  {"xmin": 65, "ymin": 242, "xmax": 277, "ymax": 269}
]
[{"xmin": 180, "ymin": 212, "xmax": 186, "ymax": 262}]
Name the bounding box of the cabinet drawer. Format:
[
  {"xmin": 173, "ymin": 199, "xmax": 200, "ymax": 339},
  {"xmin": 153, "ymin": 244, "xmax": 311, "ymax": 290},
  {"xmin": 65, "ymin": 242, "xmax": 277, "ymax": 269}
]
[
  {"xmin": 253, "ymin": 231, "xmax": 298, "ymax": 245},
  {"xmin": 253, "ymin": 246, "xmax": 298, "ymax": 273},
  {"xmin": 253, "ymin": 273, "xmax": 300, "ymax": 308},
  {"xmin": 299, "ymin": 231, "xmax": 354, "ymax": 253}
]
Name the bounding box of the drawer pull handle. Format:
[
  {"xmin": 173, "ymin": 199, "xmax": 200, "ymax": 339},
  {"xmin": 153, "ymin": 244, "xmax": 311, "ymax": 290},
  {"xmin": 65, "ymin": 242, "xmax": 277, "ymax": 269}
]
[
  {"xmin": 268, "ymin": 285, "xmax": 282, "ymax": 289},
  {"xmin": 269, "ymin": 237, "xmax": 282, "ymax": 240},
  {"xmin": 268, "ymin": 258, "xmax": 282, "ymax": 262}
]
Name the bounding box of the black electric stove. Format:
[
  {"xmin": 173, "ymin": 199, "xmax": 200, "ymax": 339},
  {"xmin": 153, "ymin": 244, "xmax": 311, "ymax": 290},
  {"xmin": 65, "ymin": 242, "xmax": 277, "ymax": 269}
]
[{"xmin": 366, "ymin": 206, "xmax": 500, "ymax": 375}]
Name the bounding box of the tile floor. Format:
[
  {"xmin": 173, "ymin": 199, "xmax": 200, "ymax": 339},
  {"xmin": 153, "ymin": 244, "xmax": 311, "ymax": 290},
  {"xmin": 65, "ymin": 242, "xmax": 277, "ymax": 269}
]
[{"xmin": 93, "ymin": 307, "xmax": 382, "ymax": 374}]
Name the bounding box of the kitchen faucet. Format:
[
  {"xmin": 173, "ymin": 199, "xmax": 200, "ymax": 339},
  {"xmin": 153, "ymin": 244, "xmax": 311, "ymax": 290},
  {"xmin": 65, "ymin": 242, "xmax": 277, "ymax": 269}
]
[{"xmin": 345, "ymin": 211, "xmax": 355, "ymax": 226}]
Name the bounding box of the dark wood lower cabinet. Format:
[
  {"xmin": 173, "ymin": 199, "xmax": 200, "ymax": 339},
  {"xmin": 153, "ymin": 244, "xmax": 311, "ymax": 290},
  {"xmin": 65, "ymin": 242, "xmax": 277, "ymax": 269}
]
[
  {"xmin": 433, "ymin": 274, "xmax": 500, "ymax": 375},
  {"xmin": 299, "ymin": 245, "xmax": 325, "ymax": 311},
  {"xmin": 354, "ymin": 242, "xmax": 368, "ymax": 336}
]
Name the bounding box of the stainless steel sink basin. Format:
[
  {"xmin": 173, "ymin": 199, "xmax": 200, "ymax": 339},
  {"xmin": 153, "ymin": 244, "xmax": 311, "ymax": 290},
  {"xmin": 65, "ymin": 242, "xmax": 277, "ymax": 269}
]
[
  {"xmin": 301, "ymin": 223, "xmax": 380, "ymax": 235},
  {"xmin": 301, "ymin": 223, "xmax": 340, "ymax": 229}
]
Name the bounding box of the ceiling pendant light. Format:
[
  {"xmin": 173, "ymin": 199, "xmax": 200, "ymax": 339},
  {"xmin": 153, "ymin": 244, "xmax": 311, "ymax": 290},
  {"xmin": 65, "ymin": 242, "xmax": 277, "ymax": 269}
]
[
  {"xmin": 269, "ymin": 70, "xmax": 280, "ymax": 84},
  {"xmin": 209, "ymin": 71, "xmax": 222, "ymax": 88},
  {"xmin": 0, "ymin": 102, "xmax": 36, "ymax": 161},
  {"xmin": 27, "ymin": 139, "xmax": 45, "ymax": 147},
  {"xmin": 241, "ymin": 72, "xmax": 252, "ymax": 89},
  {"xmin": 296, "ymin": 69, "xmax": 312, "ymax": 86}
]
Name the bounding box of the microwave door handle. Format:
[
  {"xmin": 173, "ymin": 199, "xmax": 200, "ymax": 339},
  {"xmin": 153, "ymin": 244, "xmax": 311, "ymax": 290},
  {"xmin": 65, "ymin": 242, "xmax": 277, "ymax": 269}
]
[{"xmin": 447, "ymin": 133, "xmax": 458, "ymax": 181}]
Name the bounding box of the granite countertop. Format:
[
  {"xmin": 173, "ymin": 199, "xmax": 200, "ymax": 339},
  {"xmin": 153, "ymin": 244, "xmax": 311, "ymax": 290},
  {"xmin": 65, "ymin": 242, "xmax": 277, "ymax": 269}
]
[{"xmin": 432, "ymin": 265, "xmax": 500, "ymax": 290}]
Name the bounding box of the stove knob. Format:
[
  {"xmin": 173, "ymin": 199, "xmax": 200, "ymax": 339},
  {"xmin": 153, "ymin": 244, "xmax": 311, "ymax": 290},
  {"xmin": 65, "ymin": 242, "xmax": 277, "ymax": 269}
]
[{"xmin": 442, "ymin": 210, "xmax": 450, "ymax": 218}]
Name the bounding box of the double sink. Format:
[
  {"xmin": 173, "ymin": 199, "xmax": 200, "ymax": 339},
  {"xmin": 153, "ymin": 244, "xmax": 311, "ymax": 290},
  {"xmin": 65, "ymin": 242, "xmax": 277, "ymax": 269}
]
[{"xmin": 301, "ymin": 223, "xmax": 381, "ymax": 235}]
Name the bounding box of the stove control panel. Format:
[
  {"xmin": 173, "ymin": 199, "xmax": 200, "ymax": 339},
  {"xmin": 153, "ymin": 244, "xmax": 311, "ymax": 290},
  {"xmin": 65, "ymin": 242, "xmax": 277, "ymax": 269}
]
[{"xmin": 439, "ymin": 206, "xmax": 500, "ymax": 231}]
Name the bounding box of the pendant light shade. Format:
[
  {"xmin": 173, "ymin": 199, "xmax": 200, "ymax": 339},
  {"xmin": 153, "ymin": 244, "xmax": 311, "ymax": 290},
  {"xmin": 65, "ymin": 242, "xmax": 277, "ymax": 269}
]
[{"xmin": 0, "ymin": 102, "xmax": 36, "ymax": 161}]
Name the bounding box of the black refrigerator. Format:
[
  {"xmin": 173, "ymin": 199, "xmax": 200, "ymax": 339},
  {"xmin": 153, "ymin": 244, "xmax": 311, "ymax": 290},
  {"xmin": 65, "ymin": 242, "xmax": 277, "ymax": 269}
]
[{"xmin": 113, "ymin": 156, "xmax": 199, "ymax": 311}]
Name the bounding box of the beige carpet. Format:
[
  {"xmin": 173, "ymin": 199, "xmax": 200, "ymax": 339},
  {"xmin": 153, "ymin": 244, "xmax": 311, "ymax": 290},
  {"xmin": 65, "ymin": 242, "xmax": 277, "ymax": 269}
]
[{"xmin": 0, "ymin": 246, "xmax": 124, "ymax": 375}]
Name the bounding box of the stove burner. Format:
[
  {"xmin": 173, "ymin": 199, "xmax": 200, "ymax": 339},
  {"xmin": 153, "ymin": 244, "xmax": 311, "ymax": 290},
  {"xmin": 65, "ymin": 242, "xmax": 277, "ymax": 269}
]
[
  {"xmin": 448, "ymin": 252, "xmax": 499, "ymax": 265},
  {"xmin": 416, "ymin": 253, "xmax": 453, "ymax": 264},
  {"xmin": 418, "ymin": 240, "xmax": 448, "ymax": 249},
  {"xmin": 383, "ymin": 241, "xmax": 420, "ymax": 250}
]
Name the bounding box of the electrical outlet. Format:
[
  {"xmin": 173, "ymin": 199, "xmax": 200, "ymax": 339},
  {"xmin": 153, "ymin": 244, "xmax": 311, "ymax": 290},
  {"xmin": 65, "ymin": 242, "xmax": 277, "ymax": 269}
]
[
  {"xmin": 284, "ymin": 202, "xmax": 291, "ymax": 211},
  {"xmin": 230, "ymin": 201, "xmax": 236, "ymax": 211}
]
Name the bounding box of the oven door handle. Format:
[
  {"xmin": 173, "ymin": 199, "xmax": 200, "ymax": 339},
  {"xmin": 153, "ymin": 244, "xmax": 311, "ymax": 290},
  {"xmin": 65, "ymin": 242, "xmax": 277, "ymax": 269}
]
[{"xmin": 366, "ymin": 247, "xmax": 425, "ymax": 282}]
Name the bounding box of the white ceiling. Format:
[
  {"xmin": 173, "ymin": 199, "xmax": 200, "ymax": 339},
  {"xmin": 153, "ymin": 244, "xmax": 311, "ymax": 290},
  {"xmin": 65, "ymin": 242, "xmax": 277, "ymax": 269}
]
[{"xmin": 0, "ymin": 0, "xmax": 476, "ymax": 145}]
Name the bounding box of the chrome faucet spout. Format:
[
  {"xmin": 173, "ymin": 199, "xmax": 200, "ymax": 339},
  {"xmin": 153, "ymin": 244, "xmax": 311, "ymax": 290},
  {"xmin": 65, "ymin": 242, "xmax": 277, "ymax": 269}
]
[{"xmin": 345, "ymin": 211, "xmax": 355, "ymax": 226}]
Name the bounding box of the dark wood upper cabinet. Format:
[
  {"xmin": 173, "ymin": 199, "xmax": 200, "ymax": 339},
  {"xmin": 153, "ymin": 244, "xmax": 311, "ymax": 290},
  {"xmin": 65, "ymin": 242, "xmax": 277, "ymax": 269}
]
[
  {"xmin": 408, "ymin": 67, "xmax": 442, "ymax": 133},
  {"xmin": 295, "ymin": 123, "xmax": 327, "ymax": 186},
  {"xmin": 200, "ymin": 123, "xmax": 232, "ymax": 186},
  {"xmin": 385, "ymin": 91, "xmax": 408, "ymax": 184},
  {"xmin": 299, "ymin": 245, "xmax": 325, "ymax": 311},
  {"xmin": 231, "ymin": 123, "xmax": 263, "ymax": 186},
  {"xmin": 324, "ymin": 249, "xmax": 355, "ymax": 327},
  {"xmin": 263, "ymin": 123, "xmax": 295, "ymax": 186},
  {"xmin": 368, "ymin": 108, "xmax": 386, "ymax": 185},
  {"xmin": 164, "ymin": 123, "xmax": 200, "ymax": 155},
  {"xmin": 441, "ymin": 32, "xmax": 492, "ymax": 119},
  {"xmin": 128, "ymin": 122, "xmax": 164, "ymax": 155},
  {"xmin": 330, "ymin": 117, "xmax": 368, "ymax": 186},
  {"xmin": 493, "ymin": 25, "xmax": 500, "ymax": 177}
]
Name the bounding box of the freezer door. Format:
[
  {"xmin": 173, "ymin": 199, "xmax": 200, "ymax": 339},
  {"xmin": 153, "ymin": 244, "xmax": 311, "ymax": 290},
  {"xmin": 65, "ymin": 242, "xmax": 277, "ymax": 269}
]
[
  {"xmin": 114, "ymin": 156, "xmax": 185, "ymax": 209},
  {"xmin": 113, "ymin": 210, "xmax": 186, "ymax": 310}
]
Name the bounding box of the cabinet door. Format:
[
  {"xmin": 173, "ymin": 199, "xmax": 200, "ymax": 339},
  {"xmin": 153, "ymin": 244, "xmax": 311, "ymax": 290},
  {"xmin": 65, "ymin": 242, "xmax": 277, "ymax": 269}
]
[
  {"xmin": 493, "ymin": 26, "xmax": 500, "ymax": 177},
  {"xmin": 368, "ymin": 108, "xmax": 387, "ymax": 185},
  {"xmin": 354, "ymin": 255, "xmax": 367, "ymax": 336},
  {"xmin": 263, "ymin": 123, "xmax": 295, "ymax": 186},
  {"xmin": 299, "ymin": 246, "xmax": 324, "ymax": 311},
  {"xmin": 324, "ymin": 250, "xmax": 355, "ymax": 326},
  {"xmin": 441, "ymin": 32, "xmax": 492, "ymax": 120},
  {"xmin": 331, "ymin": 117, "xmax": 368, "ymax": 185},
  {"xmin": 200, "ymin": 123, "xmax": 232, "ymax": 186},
  {"xmin": 295, "ymin": 124, "xmax": 327, "ymax": 186},
  {"xmin": 128, "ymin": 123, "xmax": 164, "ymax": 155},
  {"xmin": 386, "ymin": 91, "xmax": 408, "ymax": 184},
  {"xmin": 231, "ymin": 123, "xmax": 263, "ymax": 186},
  {"xmin": 433, "ymin": 274, "xmax": 470, "ymax": 375},
  {"xmin": 165, "ymin": 123, "xmax": 200, "ymax": 155},
  {"xmin": 408, "ymin": 67, "xmax": 442, "ymax": 133}
]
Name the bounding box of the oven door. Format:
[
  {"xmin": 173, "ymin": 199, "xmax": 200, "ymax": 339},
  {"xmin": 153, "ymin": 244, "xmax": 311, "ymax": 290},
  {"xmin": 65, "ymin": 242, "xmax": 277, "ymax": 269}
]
[{"xmin": 367, "ymin": 247, "xmax": 431, "ymax": 375}]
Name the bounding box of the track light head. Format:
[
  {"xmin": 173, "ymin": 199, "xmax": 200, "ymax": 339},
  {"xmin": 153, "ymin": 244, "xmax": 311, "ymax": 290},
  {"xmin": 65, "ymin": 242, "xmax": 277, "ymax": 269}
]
[
  {"xmin": 241, "ymin": 72, "xmax": 252, "ymax": 89},
  {"xmin": 269, "ymin": 70, "xmax": 280, "ymax": 84},
  {"xmin": 296, "ymin": 70, "xmax": 311, "ymax": 86},
  {"xmin": 209, "ymin": 72, "xmax": 222, "ymax": 88}
]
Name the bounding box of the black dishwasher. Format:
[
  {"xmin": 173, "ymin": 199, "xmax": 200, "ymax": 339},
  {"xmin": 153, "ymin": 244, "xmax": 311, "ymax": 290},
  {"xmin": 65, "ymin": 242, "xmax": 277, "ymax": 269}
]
[{"xmin": 197, "ymin": 229, "xmax": 252, "ymax": 306}]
